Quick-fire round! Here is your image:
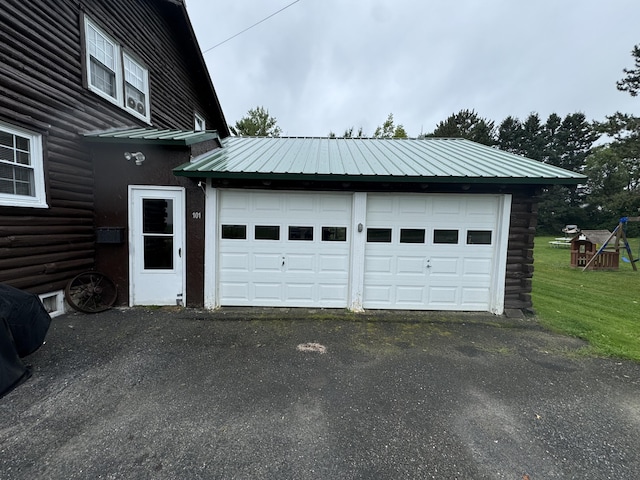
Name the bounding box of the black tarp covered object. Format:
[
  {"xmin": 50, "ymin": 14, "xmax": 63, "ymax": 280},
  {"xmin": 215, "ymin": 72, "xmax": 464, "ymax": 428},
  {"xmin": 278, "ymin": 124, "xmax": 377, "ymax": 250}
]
[
  {"xmin": 0, "ymin": 284, "xmax": 51, "ymax": 398},
  {"xmin": 0, "ymin": 317, "xmax": 31, "ymax": 398}
]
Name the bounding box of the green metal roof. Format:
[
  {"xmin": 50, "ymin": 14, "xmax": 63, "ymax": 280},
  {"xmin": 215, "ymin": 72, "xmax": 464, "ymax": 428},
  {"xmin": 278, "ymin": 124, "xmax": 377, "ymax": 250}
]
[
  {"xmin": 83, "ymin": 128, "xmax": 220, "ymax": 146},
  {"xmin": 173, "ymin": 136, "xmax": 586, "ymax": 185}
]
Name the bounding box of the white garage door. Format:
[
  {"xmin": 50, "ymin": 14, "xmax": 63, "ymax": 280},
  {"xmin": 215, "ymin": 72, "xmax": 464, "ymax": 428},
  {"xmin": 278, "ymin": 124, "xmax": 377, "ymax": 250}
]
[
  {"xmin": 218, "ymin": 191, "xmax": 352, "ymax": 307},
  {"xmin": 363, "ymin": 194, "xmax": 501, "ymax": 310}
]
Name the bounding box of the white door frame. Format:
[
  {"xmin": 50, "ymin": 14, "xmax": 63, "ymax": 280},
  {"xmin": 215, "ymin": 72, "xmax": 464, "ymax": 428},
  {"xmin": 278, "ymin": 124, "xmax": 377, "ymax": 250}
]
[
  {"xmin": 204, "ymin": 186, "xmax": 218, "ymax": 309},
  {"xmin": 128, "ymin": 185, "xmax": 186, "ymax": 306}
]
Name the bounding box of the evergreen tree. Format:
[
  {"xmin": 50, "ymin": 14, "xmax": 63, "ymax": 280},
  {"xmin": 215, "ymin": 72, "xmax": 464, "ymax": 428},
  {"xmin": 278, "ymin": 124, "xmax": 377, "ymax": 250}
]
[
  {"xmin": 429, "ymin": 109, "xmax": 495, "ymax": 145},
  {"xmin": 497, "ymin": 116, "xmax": 525, "ymax": 155},
  {"xmin": 616, "ymin": 44, "xmax": 640, "ymax": 97},
  {"xmin": 231, "ymin": 106, "xmax": 282, "ymax": 137}
]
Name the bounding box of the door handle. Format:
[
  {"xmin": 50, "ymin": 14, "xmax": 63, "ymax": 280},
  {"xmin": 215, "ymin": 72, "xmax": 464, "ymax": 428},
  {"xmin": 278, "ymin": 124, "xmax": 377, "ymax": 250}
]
[{"xmin": 178, "ymin": 248, "xmax": 182, "ymax": 258}]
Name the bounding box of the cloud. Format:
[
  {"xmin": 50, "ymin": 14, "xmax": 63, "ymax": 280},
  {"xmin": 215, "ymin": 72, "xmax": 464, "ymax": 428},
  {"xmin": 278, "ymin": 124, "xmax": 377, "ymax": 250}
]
[{"xmin": 191, "ymin": 0, "xmax": 640, "ymax": 137}]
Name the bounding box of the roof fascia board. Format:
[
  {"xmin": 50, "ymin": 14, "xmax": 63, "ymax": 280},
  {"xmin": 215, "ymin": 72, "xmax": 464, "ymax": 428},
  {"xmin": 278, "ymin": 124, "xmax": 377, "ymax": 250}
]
[{"xmin": 173, "ymin": 169, "xmax": 584, "ymax": 185}]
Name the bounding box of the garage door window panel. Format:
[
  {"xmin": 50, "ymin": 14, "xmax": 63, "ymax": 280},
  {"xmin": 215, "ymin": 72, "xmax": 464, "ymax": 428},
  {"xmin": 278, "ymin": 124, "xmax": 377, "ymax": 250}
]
[
  {"xmin": 400, "ymin": 228, "xmax": 425, "ymax": 244},
  {"xmin": 289, "ymin": 226, "xmax": 313, "ymax": 241},
  {"xmin": 221, "ymin": 224, "xmax": 246, "ymax": 240},
  {"xmin": 322, "ymin": 226, "xmax": 347, "ymax": 242},
  {"xmin": 367, "ymin": 228, "xmax": 392, "ymax": 243},
  {"xmin": 255, "ymin": 225, "xmax": 280, "ymax": 240},
  {"xmin": 467, "ymin": 230, "xmax": 492, "ymax": 245},
  {"xmin": 433, "ymin": 229, "xmax": 459, "ymax": 244}
]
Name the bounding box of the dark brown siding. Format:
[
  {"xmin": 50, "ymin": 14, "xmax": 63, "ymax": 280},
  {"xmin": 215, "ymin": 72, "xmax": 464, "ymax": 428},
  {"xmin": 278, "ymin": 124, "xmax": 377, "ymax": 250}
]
[
  {"xmin": 92, "ymin": 143, "xmax": 206, "ymax": 307},
  {"xmin": 0, "ymin": 0, "xmax": 226, "ymax": 295}
]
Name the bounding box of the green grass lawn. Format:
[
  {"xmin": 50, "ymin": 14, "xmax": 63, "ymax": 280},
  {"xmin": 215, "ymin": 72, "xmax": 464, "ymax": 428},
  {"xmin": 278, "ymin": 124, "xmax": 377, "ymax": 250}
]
[{"xmin": 532, "ymin": 236, "xmax": 640, "ymax": 361}]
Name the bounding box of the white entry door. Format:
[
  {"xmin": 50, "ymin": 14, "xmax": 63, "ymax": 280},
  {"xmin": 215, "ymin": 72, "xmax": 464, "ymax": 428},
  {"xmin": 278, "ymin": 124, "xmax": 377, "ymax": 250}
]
[{"xmin": 129, "ymin": 186, "xmax": 185, "ymax": 306}]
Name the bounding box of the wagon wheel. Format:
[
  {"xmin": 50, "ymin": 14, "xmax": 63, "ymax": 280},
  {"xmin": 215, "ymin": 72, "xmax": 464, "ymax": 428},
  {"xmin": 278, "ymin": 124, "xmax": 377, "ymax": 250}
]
[{"xmin": 65, "ymin": 271, "xmax": 117, "ymax": 313}]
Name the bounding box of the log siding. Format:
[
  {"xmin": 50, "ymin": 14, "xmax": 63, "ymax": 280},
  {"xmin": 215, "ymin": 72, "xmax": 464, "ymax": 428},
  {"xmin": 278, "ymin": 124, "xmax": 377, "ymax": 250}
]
[
  {"xmin": 504, "ymin": 191, "xmax": 537, "ymax": 311},
  {"xmin": 0, "ymin": 0, "xmax": 227, "ymax": 295}
]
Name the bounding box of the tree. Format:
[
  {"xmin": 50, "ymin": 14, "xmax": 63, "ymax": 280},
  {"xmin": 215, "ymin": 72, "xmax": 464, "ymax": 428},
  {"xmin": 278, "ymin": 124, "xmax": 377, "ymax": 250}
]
[
  {"xmin": 543, "ymin": 113, "xmax": 598, "ymax": 172},
  {"xmin": 373, "ymin": 113, "xmax": 408, "ymax": 138},
  {"xmin": 231, "ymin": 106, "xmax": 282, "ymax": 137},
  {"xmin": 429, "ymin": 109, "xmax": 495, "ymax": 145},
  {"xmin": 583, "ymin": 146, "xmax": 640, "ymax": 233},
  {"xmin": 496, "ymin": 112, "xmax": 599, "ymax": 233},
  {"xmin": 617, "ymin": 44, "xmax": 640, "ymax": 97},
  {"xmin": 497, "ymin": 116, "xmax": 525, "ymax": 155}
]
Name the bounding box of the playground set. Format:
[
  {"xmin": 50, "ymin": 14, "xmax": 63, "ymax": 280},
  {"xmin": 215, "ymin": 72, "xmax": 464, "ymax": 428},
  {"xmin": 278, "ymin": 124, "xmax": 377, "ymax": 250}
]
[{"xmin": 569, "ymin": 217, "xmax": 639, "ymax": 271}]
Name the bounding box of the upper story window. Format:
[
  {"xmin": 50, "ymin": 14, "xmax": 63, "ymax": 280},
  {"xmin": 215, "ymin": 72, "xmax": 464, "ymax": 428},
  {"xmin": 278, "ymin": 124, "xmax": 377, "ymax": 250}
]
[
  {"xmin": 194, "ymin": 112, "xmax": 206, "ymax": 131},
  {"xmin": 84, "ymin": 16, "xmax": 150, "ymax": 122},
  {"xmin": 0, "ymin": 121, "xmax": 47, "ymax": 208}
]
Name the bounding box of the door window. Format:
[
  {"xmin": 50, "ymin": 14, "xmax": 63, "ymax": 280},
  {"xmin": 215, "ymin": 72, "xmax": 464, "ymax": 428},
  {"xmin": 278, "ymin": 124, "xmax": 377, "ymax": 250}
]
[
  {"xmin": 255, "ymin": 225, "xmax": 280, "ymax": 240},
  {"xmin": 289, "ymin": 226, "xmax": 313, "ymax": 241},
  {"xmin": 433, "ymin": 229, "xmax": 459, "ymax": 244},
  {"xmin": 322, "ymin": 226, "xmax": 347, "ymax": 241},
  {"xmin": 221, "ymin": 225, "xmax": 247, "ymax": 239},
  {"xmin": 400, "ymin": 228, "xmax": 425, "ymax": 244},
  {"xmin": 467, "ymin": 230, "xmax": 492, "ymax": 245},
  {"xmin": 367, "ymin": 228, "xmax": 392, "ymax": 243},
  {"xmin": 142, "ymin": 198, "xmax": 173, "ymax": 269}
]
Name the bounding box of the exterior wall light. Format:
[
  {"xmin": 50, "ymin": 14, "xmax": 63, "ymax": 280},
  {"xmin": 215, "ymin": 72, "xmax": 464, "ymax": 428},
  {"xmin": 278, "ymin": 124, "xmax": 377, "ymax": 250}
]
[{"xmin": 124, "ymin": 151, "xmax": 145, "ymax": 166}]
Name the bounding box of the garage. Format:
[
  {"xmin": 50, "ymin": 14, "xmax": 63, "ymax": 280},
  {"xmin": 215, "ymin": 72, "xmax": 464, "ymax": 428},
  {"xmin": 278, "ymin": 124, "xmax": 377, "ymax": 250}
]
[
  {"xmin": 217, "ymin": 190, "xmax": 352, "ymax": 307},
  {"xmin": 174, "ymin": 136, "xmax": 584, "ymax": 313},
  {"xmin": 211, "ymin": 188, "xmax": 510, "ymax": 312}
]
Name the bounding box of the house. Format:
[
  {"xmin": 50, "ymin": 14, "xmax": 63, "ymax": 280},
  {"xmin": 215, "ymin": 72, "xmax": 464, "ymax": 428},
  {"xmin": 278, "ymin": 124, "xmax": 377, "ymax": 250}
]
[
  {"xmin": 0, "ymin": 0, "xmax": 228, "ymax": 314},
  {"xmin": 174, "ymin": 136, "xmax": 585, "ymax": 314},
  {"xmin": 1, "ymin": 0, "xmax": 585, "ymax": 316},
  {"xmin": 570, "ymin": 230, "xmax": 619, "ymax": 270}
]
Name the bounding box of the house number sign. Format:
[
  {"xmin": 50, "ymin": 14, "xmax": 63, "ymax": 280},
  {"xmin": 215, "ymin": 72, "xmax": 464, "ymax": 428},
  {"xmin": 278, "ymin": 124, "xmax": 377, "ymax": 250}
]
[{"xmin": 192, "ymin": 211, "xmax": 202, "ymax": 219}]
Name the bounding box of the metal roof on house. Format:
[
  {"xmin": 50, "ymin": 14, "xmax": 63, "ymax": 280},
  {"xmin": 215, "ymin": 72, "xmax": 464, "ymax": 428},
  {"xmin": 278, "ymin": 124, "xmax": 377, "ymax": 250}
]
[
  {"xmin": 173, "ymin": 136, "xmax": 586, "ymax": 184},
  {"xmin": 83, "ymin": 128, "xmax": 220, "ymax": 146}
]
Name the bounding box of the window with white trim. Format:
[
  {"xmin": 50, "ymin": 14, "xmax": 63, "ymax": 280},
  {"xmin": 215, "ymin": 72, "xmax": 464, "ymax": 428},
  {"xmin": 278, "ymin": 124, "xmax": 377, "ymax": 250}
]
[
  {"xmin": 194, "ymin": 112, "xmax": 206, "ymax": 131},
  {"xmin": 0, "ymin": 122, "xmax": 47, "ymax": 208},
  {"xmin": 84, "ymin": 16, "xmax": 150, "ymax": 122}
]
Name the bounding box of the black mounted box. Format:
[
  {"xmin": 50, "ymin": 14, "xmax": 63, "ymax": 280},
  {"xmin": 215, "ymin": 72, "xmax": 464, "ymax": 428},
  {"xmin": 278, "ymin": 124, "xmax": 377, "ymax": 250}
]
[{"xmin": 96, "ymin": 227, "xmax": 126, "ymax": 244}]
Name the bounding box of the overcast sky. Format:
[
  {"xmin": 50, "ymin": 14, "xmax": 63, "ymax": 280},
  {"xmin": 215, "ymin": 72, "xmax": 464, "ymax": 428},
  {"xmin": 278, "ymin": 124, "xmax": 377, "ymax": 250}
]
[{"xmin": 186, "ymin": 0, "xmax": 640, "ymax": 137}]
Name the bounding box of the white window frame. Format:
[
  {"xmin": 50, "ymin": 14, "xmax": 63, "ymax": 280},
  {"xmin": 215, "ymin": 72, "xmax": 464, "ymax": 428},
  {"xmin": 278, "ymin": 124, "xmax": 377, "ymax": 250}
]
[
  {"xmin": 194, "ymin": 112, "xmax": 206, "ymax": 131},
  {"xmin": 0, "ymin": 121, "xmax": 47, "ymax": 208},
  {"xmin": 84, "ymin": 16, "xmax": 150, "ymax": 123}
]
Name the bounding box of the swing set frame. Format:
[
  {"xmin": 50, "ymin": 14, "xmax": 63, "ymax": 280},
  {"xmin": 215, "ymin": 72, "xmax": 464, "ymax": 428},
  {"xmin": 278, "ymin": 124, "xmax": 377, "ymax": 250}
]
[{"xmin": 582, "ymin": 216, "xmax": 640, "ymax": 272}]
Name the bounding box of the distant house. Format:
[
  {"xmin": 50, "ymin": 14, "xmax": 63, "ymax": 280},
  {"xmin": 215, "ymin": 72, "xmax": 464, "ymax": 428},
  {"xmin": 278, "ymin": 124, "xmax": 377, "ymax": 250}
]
[{"xmin": 0, "ymin": 0, "xmax": 228, "ymax": 314}]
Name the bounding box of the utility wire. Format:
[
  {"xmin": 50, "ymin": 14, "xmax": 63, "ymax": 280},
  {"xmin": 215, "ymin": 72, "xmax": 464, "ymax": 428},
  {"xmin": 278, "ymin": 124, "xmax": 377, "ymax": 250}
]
[{"xmin": 202, "ymin": 0, "xmax": 302, "ymax": 54}]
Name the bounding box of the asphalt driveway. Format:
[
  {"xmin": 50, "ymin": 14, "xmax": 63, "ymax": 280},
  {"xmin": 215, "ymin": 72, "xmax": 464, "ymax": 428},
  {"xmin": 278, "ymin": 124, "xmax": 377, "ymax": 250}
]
[{"xmin": 1, "ymin": 307, "xmax": 639, "ymax": 479}]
